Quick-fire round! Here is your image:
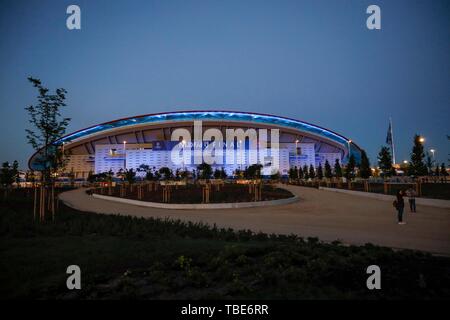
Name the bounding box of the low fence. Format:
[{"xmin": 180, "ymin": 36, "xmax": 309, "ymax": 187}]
[
  {"xmin": 88, "ymin": 180, "xmax": 289, "ymax": 204},
  {"xmin": 289, "ymin": 179, "xmax": 450, "ymax": 200}
]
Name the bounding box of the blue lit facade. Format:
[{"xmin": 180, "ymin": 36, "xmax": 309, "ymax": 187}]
[{"xmin": 29, "ymin": 111, "xmax": 362, "ymax": 175}]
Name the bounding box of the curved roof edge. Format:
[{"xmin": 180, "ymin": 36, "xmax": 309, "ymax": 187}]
[{"xmin": 29, "ymin": 110, "xmax": 362, "ymax": 170}]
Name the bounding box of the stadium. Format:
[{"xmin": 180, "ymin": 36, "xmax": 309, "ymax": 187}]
[{"xmin": 28, "ymin": 110, "xmax": 362, "ymax": 179}]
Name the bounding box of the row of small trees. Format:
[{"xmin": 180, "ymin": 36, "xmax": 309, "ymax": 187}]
[
  {"xmin": 287, "ymin": 152, "xmax": 371, "ymax": 181},
  {"xmin": 378, "ymin": 134, "xmax": 448, "ymax": 177},
  {"xmin": 87, "ymin": 163, "xmax": 280, "ymax": 185},
  {"xmin": 87, "ymin": 163, "xmax": 230, "ymax": 185}
]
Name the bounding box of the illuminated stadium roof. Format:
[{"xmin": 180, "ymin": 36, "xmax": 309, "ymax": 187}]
[{"xmin": 29, "ymin": 110, "xmax": 362, "ymax": 170}]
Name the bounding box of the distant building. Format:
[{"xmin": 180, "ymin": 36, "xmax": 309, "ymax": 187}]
[{"xmin": 29, "ymin": 111, "xmax": 362, "ymax": 178}]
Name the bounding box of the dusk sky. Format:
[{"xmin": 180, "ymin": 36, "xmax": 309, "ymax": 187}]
[{"xmin": 0, "ymin": 0, "xmax": 449, "ymax": 169}]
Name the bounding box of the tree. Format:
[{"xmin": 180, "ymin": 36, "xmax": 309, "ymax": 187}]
[
  {"xmin": 440, "ymin": 163, "xmax": 448, "ymax": 176},
  {"xmin": 298, "ymin": 166, "xmax": 304, "ymax": 179},
  {"xmin": 324, "ymin": 160, "xmax": 332, "ymax": 179},
  {"xmin": 87, "ymin": 170, "xmax": 95, "ymax": 184},
  {"xmin": 214, "ymin": 167, "xmax": 227, "ymax": 179},
  {"xmin": 154, "ymin": 169, "xmax": 162, "ymax": 181},
  {"xmin": 378, "ymin": 146, "xmax": 393, "ymax": 177},
  {"xmin": 317, "ymin": 163, "xmax": 323, "ymax": 180},
  {"xmin": 345, "ymin": 155, "xmax": 356, "ymax": 180},
  {"xmin": 25, "ymin": 77, "xmax": 71, "ymax": 221},
  {"xmin": 10, "ymin": 160, "xmax": 20, "ymax": 187},
  {"xmin": 359, "ymin": 150, "xmax": 372, "ymax": 179},
  {"xmin": 288, "ymin": 167, "xmax": 296, "ymax": 180},
  {"xmin": 197, "ymin": 163, "xmax": 212, "ymax": 180},
  {"xmin": 434, "ymin": 165, "xmax": 440, "ymax": 177},
  {"xmin": 0, "ymin": 162, "xmax": 12, "ymax": 198},
  {"xmin": 68, "ymin": 167, "xmax": 76, "ymax": 187},
  {"xmin": 409, "ymin": 134, "xmax": 428, "ymax": 176},
  {"xmin": 0, "ymin": 161, "xmax": 19, "ymax": 198},
  {"xmin": 174, "ymin": 169, "xmax": 181, "ymax": 180},
  {"xmin": 245, "ymin": 164, "xmax": 263, "ymax": 179},
  {"xmin": 106, "ymin": 169, "xmax": 114, "ymax": 183},
  {"xmin": 25, "ymin": 170, "xmax": 36, "ymax": 185},
  {"xmin": 270, "ymin": 170, "xmax": 280, "ymax": 181},
  {"xmin": 334, "ymin": 159, "xmax": 342, "ymax": 178},
  {"xmin": 123, "ymin": 169, "xmax": 136, "ymax": 184},
  {"xmin": 302, "ymin": 165, "xmax": 309, "ymax": 180},
  {"xmin": 159, "ymin": 167, "xmax": 173, "ymax": 180},
  {"xmin": 138, "ymin": 164, "xmax": 152, "ymax": 181},
  {"xmin": 309, "ymin": 164, "xmax": 315, "ymax": 179},
  {"xmin": 220, "ymin": 167, "xmax": 227, "ymax": 179},
  {"xmin": 25, "ymin": 77, "xmax": 70, "ymax": 182}
]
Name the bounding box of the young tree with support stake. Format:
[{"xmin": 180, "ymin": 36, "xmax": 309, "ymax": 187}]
[
  {"xmin": 317, "ymin": 163, "xmax": 323, "ymax": 180},
  {"xmin": 25, "ymin": 77, "xmax": 70, "ymax": 221},
  {"xmin": 324, "ymin": 160, "xmax": 332, "ymax": 179},
  {"xmin": 298, "ymin": 166, "xmax": 304, "ymax": 179},
  {"xmin": 409, "ymin": 134, "xmax": 428, "ymax": 176},
  {"xmin": 303, "ymin": 165, "xmax": 309, "ymax": 180},
  {"xmin": 309, "ymin": 164, "xmax": 315, "ymax": 179},
  {"xmin": 440, "ymin": 163, "xmax": 448, "ymax": 176},
  {"xmin": 345, "ymin": 155, "xmax": 356, "ymax": 180},
  {"xmin": 334, "ymin": 159, "xmax": 342, "ymax": 178},
  {"xmin": 378, "ymin": 146, "xmax": 393, "ymax": 178},
  {"xmin": 359, "ymin": 150, "xmax": 372, "ymax": 179},
  {"xmin": 0, "ymin": 161, "xmax": 19, "ymax": 200}
]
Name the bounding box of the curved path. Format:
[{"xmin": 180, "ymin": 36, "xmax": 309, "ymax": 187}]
[{"xmin": 59, "ymin": 185, "xmax": 450, "ymax": 255}]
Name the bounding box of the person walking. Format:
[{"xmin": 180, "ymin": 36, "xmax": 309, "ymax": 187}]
[
  {"xmin": 405, "ymin": 187, "xmax": 417, "ymax": 213},
  {"xmin": 393, "ymin": 190, "xmax": 406, "ymax": 225}
]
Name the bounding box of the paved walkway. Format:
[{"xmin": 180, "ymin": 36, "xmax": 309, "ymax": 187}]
[{"xmin": 59, "ymin": 186, "xmax": 450, "ymax": 255}]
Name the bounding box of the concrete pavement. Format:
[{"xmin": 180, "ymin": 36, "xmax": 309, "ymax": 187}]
[{"xmin": 59, "ymin": 185, "xmax": 450, "ymax": 255}]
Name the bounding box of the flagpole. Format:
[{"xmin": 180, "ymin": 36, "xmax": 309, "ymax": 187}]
[{"xmin": 390, "ymin": 117, "xmax": 396, "ymax": 165}]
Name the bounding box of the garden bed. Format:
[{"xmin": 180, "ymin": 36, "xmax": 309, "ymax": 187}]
[{"xmin": 92, "ymin": 183, "xmax": 294, "ymax": 204}]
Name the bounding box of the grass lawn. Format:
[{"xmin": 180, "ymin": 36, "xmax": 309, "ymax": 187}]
[{"xmin": 1, "ymin": 189, "xmax": 450, "ymax": 299}]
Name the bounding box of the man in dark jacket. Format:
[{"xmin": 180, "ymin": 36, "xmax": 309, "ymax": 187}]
[{"xmin": 394, "ymin": 190, "xmax": 406, "ymax": 225}]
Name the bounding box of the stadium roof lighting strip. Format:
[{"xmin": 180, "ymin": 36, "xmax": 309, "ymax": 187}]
[{"xmin": 55, "ymin": 111, "xmax": 353, "ymax": 147}]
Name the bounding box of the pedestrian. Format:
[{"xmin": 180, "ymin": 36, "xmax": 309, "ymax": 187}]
[
  {"xmin": 405, "ymin": 187, "xmax": 417, "ymax": 213},
  {"xmin": 393, "ymin": 190, "xmax": 406, "ymax": 225}
]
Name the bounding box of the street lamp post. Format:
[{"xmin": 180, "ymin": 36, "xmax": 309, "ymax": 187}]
[
  {"xmin": 239, "ymin": 140, "xmax": 243, "ymax": 170},
  {"xmin": 347, "ymin": 139, "xmax": 352, "ymax": 161},
  {"xmin": 123, "ymin": 141, "xmax": 127, "ymax": 170},
  {"xmin": 181, "ymin": 139, "xmax": 186, "ymax": 171},
  {"xmin": 430, "ymin": 149, "xmax": 436, "ymax": 160}
]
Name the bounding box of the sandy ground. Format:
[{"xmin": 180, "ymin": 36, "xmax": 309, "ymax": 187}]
[{"xmin": 59, "ymin": 185, "xmax": 450, "ymax": 255}]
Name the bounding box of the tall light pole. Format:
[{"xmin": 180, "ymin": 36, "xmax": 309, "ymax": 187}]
[
  {"xmin": 430, "ymin": 148, "xmax": 436, "ymax": 160},
  {"xmin": 123, "ymin": 141, "xmax": 127, "ymax": 170},
  {"xmin": 239, "ymin": 140, "xmax": 243, "ymax": 170},
  {"xmin": 181, "ymin": 139, "xmax": 186, "ymax": 171},
  {"xmin": 347, "ymin": 139, "xmax": 352, "ymax": 161}
]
